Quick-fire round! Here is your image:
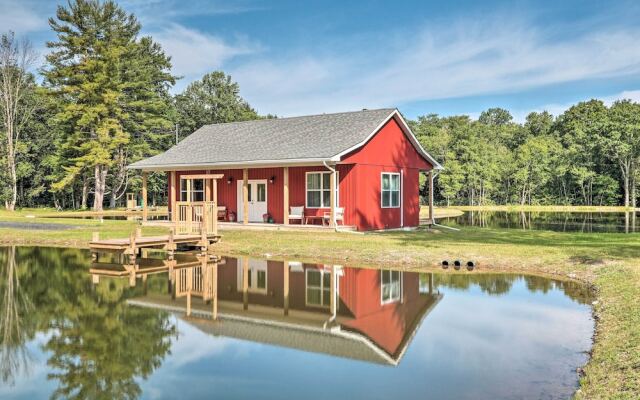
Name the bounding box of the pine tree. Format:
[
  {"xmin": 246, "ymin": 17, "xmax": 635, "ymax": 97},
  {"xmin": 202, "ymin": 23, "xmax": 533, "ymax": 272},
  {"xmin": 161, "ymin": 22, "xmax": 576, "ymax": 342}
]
[{"xmin": 43, "ymin": 0, "xmax": 174, "ymax": 211}]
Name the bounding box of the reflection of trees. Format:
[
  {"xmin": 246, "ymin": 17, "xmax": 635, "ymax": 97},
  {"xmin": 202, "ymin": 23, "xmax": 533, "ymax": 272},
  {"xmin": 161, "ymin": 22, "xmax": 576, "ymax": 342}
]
[
  {"xmin": 434, "ymin": 273, "xmax": 593, "ymax": 303},
  {"xmin": 524, "ymin": 275, "xmax": 593, "ymax": 305},
  {"xmin": 0, "ymin": 246, "xmax": 176, "ymax": 399},
  {"xmin": 434, "ymin": 274, "xmax": 517, "ymax": 296},
  {"xmin": 0, "ymin": 246, "xmax": 35, "ymax": 385}
]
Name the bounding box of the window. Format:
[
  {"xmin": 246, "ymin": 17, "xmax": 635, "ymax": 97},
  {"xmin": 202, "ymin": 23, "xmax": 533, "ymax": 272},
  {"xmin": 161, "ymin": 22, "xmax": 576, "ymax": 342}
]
[
  {"xmin": 306, "ymin": 171, "xmax": 339, "ymax": 208},
  {"xmin": 180, "ymin": 179, "xmax": 204, "ymax": 202},
  {"xmin": 381, "ymin": 173, "xmax": 400, "ymax": 208},
  {"xmin": 256, "ymin": 183, "xmax": 266, "ymax": 202},
  {"xmin": 306, "ymin": 269, "xmax": 331, "ymax": 307},
  {"xmin": 248, "ymin": 269, "xmax": 267, "ymax": 293},
  {"xmin": 381, "ymin": 270, "xmax": 401, "ymax": 304}
]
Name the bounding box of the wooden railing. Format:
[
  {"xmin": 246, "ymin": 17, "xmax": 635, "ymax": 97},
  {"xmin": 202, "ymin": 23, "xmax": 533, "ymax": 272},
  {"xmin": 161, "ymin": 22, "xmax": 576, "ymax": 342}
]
[
  {"xmin": 175, "ymin": 265, "xmax": 215, "ymax": 301},
  {"xmin": 175, "ymin": 201, "xmax": 217, "ymax": 235}
]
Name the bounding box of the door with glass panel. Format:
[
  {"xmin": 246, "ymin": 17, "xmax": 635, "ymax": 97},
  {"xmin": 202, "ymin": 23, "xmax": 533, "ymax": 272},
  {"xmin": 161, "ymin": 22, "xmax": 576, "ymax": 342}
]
[{"xmin": 236, "ymin": 179, "xmax": 268, "ymax": 222}]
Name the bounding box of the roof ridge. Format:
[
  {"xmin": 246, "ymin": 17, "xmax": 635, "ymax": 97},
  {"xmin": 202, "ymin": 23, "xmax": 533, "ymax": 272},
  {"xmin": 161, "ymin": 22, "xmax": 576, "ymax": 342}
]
[{"xmin": 200, "ymin": 108, "xmax": 397, "ymax": 128}]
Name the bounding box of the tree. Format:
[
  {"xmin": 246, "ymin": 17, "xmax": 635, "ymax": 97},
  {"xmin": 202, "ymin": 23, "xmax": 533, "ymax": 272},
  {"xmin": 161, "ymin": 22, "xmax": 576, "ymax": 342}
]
[
  {"xmin": 175, "ymin": 71, "xmax": 259, "ymax": 135},
  {"xmin": 43, "ymin": 0, "xmax": 175, "ymax": 211},
  {"xmin": 478, "ymin": 107, "xmax": 513, "ymax": 126},
  {"xmin": 602, "ymin": 100, "xmax": 640, "ymax": 208},
  {"xmin": 0, "ymin": 32, "xmax": 38, "ymax": 210}
]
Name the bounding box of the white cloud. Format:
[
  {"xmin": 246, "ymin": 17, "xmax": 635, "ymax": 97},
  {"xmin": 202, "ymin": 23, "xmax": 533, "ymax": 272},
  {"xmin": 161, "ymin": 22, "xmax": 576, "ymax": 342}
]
[
  {"xmin": 153, "ymin": 24, "xmax": 258, "ymax": 84},
  {"xmin": 229, "ymin": 16, "xmax": 640, "ymax": 116},
  {"xmin": 507, "ymin": 89, "xmax": 640, "ymax": 122},
  {"xmin": 0, "ymin": 0, "xmax": 48, "ymax": 34}
]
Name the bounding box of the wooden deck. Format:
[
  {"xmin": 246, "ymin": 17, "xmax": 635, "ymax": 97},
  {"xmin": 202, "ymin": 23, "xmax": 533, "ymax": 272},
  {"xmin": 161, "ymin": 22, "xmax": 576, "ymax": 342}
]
[{"xmin": 89, "ymin": 230, "xmax": 221, "ymax": 262}]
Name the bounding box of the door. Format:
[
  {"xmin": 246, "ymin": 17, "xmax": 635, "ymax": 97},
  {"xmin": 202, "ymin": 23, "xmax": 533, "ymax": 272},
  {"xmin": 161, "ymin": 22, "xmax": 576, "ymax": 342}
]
[{"xmin": 237, "ymin": 179, "xmax": 268, "ymax": 222}]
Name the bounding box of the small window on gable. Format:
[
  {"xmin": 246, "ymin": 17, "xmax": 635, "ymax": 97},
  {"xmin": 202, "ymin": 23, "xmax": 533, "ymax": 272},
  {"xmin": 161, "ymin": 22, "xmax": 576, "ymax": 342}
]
[{"xmin": 381, "ymin": 173, "xmax": 400, "ymax": 208}]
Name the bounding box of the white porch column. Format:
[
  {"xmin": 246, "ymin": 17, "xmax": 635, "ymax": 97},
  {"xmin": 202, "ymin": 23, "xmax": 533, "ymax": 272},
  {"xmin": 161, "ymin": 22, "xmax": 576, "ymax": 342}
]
[
  {"xmin": 142, "ymin": 172, "xmax": 148, "ymax": 222},
  {"xmin": 329, "ymin": 169, "xmax": 336, "ymax": 228},
  {"xmin": 429, "ymin": 170, "xmax": 435, "ymax": 225},
  {"xmin": 243, "ymin": 168, "xmax": 249, "ymax": 225},
  {"xmin": 283, "ymin": 167, "xmax": 289, "ymax": 225}
]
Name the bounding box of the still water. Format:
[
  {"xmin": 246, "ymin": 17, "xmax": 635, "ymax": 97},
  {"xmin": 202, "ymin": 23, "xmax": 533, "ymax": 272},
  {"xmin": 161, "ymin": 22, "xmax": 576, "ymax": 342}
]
[
  {"xmin": 0, "ymin": 247, "xmax": 593, "ymax": 399},
  {"xmin": 440, "ymin": 210, "xmax": 640, "ymax": 233}
]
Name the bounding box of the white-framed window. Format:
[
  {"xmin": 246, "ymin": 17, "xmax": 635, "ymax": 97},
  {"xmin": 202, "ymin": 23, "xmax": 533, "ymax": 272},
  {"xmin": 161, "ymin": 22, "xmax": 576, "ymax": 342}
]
[
  {"xmin": 305, "ymin": 268, "xmax": 331, "ymax": 307},
  {"xmin": 180, "ymin": 179, "xmax": 204, "ymax": 202},
  {"xmin": 381, "ymin": 269, "xmax": 401, "ymax": 304},
  {"xmin": 306, "ymin": 171, "xmax": 339, "ymax": 208},
  {"xmin": 381, "ymin": 173, "xmax": 400, "ymax": 208}
]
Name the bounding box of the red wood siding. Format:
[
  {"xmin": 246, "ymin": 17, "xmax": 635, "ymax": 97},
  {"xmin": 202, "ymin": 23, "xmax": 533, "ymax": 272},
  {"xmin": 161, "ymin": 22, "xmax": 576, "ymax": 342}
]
[
  {"xmin": 167, "ymin": 116, "xmax": 432, "ymax": 230},
  {"xmin": 340, "ymin": 117, "xmax": 433, "ymax": 230}
]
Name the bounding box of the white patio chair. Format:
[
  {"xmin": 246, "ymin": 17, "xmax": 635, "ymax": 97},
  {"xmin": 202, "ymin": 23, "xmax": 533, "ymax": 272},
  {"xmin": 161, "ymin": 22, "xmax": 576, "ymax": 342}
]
[
  {"xmin": 323, "ymin": 207, "xmax": 344, "ymax": 226},
  {"xmin": 289, "ymin": 206, "xmax": 304, "ymax": 224}
]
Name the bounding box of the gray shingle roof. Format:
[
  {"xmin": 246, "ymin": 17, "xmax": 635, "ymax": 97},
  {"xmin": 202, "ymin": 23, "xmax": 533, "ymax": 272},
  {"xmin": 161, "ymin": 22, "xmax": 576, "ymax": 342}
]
[{"xmin": 129, "ymin": 108, "xmax": 437, "ymax": 169}]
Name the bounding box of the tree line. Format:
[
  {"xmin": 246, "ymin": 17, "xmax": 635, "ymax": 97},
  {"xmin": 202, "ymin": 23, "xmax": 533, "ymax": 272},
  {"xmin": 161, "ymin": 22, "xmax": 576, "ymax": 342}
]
[
  {"xmin": 1, "ymin": 0, "xmax": 639, "ymax": 211},
  {"xmin": 412, "ymin": 102, "xmax": 640, "ymax": 207}
]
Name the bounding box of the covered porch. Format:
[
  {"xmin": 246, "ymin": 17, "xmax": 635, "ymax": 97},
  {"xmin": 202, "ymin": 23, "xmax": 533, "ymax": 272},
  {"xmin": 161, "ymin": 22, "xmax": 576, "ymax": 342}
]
[{"xmin": 139, "ymin": 165, "xmax": 350, "ymax": 231}]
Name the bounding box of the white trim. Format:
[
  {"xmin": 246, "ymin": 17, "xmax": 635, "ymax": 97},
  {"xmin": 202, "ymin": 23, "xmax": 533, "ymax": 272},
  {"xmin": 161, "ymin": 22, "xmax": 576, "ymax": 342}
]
[
  {"xmin": 330, "ymin": 109, "xmax": 443, "ymax": 170},
  {"xmin": 305, "ymin": 171, "xmax": 339, "ymax": 209},
  {"xmin": 130, "ymin": 158, "xmax": 332, "ymax": 171},
  {"xmin": 381, "ymin": 172, "xmax": 401, "ymax": 208}
]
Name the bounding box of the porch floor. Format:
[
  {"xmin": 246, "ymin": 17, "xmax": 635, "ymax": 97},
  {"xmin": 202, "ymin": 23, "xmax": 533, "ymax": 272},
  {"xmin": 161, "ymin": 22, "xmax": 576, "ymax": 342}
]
[{"xmin": 142, "ymin": 220, "xmax": 357, "ymax": 232}]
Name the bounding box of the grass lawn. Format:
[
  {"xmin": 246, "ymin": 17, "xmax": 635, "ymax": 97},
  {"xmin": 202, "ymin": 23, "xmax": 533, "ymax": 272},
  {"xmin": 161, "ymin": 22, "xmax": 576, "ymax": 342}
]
[{"xmin": 0, "ymin": 207, "xmax": 638, "ymax": 399}]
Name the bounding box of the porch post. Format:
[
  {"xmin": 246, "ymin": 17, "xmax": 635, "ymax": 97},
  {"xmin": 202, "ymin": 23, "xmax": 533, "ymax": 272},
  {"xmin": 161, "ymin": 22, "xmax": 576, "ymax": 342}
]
[
  {"xmin": 243, "ymin": 168, "xmax": 249, "ymax": 225},
  {"xmin": 142, "ymin": 172, "xmax": 148, "ymax": 222},
  {"xmin": 212, "ymin": 178, "xmax": 218, "ymax": 235},
  {"xmin": 170, "ymin": 171, "xmax": 177, "ymax": 223},
  {"xmin": 283, "ymin": 167, "xmax": 289, "ymax": 225},
  {"xmin": 329, "ymin": 169, "xmax": 336, "ymax": 228},
  {"xmin": 428, "ymin": 170, "xmax": 435, "ymax": 225},
  {"xmin": 205, "ymin": 170, "xmax": 211, "ymax": 201}
]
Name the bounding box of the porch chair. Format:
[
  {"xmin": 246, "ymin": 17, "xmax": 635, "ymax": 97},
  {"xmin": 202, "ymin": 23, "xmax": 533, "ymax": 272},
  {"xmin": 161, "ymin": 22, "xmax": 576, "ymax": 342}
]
[
  {"xmin": 289, "ymin": 206, "xmax": 305, "ymax": 224},
  {"xmin": 323, "ymin": 207, "xmax": 344, "ymax": 226},
  {"xmin": 217, "ymin": 206, "xmax": 227, "ymax": 221}
]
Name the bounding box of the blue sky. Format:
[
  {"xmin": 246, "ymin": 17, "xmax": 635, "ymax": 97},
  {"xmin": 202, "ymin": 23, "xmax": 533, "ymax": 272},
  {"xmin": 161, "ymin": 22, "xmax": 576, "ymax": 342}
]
[{"xmin": 3, "ymin": 0, "xmax": 640, "ymax": 121}]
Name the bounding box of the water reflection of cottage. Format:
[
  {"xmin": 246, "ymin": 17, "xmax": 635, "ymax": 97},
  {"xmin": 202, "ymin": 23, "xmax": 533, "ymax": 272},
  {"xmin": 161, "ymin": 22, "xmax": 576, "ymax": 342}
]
[{"xmin": 118, "ymin": 256, "xmax": 442, "ymax": 366}]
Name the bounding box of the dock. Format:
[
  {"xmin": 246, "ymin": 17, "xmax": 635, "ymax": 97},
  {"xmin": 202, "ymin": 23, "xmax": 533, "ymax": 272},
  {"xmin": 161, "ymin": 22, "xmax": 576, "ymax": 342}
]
[{"xmin": 89, "ymin": 228, "xmax": 221, "ymax": 263}]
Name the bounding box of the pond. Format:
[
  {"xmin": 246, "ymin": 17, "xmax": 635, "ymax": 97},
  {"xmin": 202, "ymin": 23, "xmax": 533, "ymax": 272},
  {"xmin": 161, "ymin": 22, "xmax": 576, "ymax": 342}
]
[
  {"xmin": 0, "ymin": 247, "xmax": 594, "ymax": 399},
  {"xmin": 439, "ymin": 210, "xmax": 640, "ymax": 233}
]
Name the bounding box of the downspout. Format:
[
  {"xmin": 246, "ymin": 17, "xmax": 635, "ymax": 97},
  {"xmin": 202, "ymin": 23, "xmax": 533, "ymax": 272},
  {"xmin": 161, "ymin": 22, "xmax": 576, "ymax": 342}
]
[
  {"xmin": 428, "ymin": 169, "xmax": 457, "ymax": 230},
  {"xmin": 400, "ymin": 169, "xmax": 404, "ymax": 228},
  {"xmin": 322, "ymin": 160, "xmax": 337, "ymax": 231}
]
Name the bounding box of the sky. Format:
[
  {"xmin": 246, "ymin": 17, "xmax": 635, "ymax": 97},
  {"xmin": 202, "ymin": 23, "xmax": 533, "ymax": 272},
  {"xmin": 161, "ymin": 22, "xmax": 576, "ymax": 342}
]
[{"xmin": 3, "ymin": 0, "xmax": 640, "ymax": 121}]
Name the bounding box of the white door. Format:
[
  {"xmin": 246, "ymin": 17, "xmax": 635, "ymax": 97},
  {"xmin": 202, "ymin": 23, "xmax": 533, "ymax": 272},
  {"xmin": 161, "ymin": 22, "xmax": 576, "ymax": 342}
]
[
  {"xmin": 237, "ymin": 180, "xmax": 268, "ymax": 222},
  {"xmin": 236, "ymin": 259, "xmax": 268, "ymax": 294}
]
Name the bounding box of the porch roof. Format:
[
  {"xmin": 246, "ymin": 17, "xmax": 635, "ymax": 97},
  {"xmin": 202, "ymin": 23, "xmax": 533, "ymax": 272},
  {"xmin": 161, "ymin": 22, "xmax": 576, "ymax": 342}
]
[{"xmin": 128, "ymin": 108, "xmax": 442, "ymax": 171}]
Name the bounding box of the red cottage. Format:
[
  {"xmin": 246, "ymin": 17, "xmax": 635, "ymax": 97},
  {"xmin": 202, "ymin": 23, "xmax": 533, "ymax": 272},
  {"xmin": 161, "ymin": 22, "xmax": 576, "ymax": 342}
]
[{"xmin": 129, "ymin": 108, "xmax": 442, "ymax": 231}]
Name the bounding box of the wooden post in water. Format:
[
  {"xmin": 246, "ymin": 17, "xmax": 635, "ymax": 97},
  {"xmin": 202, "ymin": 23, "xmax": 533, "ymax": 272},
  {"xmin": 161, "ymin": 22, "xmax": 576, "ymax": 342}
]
[
  {"xmin": 212, "ymin": 261, "xmax": 218, "ymax": 320},
  {"xmin": 167, "ymin": 227, "xmax": 175, "ymax": 260},
  {"xmin": 283, "ymin": 260, "xmax": 290, "ymax": 316},
  {"xmin": 242, "ymin": 257, "xmax": 249, "ymax": 310}
]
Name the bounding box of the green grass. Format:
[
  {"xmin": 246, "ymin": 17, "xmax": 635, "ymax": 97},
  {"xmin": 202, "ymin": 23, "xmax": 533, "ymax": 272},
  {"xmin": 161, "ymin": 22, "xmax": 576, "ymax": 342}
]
[{"xmin": 0, "ymin": 209, "xmax": 638, "ymax": 398}]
